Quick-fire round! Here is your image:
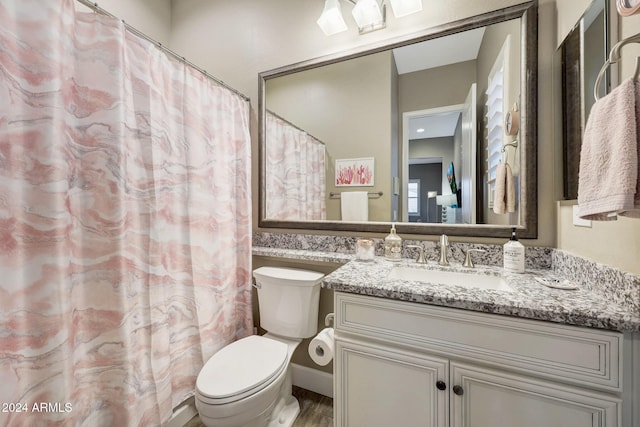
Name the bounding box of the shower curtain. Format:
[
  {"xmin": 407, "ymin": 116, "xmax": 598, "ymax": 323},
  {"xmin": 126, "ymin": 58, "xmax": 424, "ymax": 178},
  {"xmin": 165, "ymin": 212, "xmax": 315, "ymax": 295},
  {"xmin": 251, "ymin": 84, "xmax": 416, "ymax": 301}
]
[
  {"xmin": 0, "ymin": 1, "xmax": 252, "ymax": 426},
  {"xmin": 265, "ymin": 112, "xmax": 326, "ymax": 220}
]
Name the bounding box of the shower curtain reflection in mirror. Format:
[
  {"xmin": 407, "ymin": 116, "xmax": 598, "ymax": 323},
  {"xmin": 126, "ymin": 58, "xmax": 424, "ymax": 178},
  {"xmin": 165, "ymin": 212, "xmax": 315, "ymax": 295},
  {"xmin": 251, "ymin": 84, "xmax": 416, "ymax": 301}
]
[
  {"xmin": 0, "ymin": 1, "xmax": 252, "ymax": 425},
  {"xmin": 265, "ymin": 111, "xmax": 327, "ymax": 221}
]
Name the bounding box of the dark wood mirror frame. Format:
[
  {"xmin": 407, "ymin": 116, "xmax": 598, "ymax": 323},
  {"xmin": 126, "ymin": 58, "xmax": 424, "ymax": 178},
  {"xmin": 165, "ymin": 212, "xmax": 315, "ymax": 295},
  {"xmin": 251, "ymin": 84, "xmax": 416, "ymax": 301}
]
[{"xmin": 258, "ymin": 1, "xmax": 538, "ymax": 238}]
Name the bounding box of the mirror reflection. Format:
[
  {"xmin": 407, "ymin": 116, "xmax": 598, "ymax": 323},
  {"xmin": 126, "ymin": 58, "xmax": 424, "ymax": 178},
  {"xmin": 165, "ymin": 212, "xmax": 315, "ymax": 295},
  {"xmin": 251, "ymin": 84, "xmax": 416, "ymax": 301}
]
[
  {"xmin": 259, "ymin": 2, "xmax": 538, "ymax": 238},
  {"xmin": 265, "ymin": 19, "xmax": 520, "ymax": 225},
  {"xmin": 559, "ymin": 0, "xmax": 612, "ymax": 200}
]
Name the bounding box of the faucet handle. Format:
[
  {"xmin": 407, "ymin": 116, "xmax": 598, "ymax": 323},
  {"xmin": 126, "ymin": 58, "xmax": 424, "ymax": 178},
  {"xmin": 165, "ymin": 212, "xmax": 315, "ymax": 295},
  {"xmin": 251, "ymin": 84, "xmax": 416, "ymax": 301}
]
[
  {"xmin": 438, "ymin": 234, "xmax": 450, "ymax": 266},
  {"xmin": 463, "ymin": 249, "xmax": 486, "ymax": 268},
  {"xmin": 406, "ymin": 245, "xmax": 427, "ymax": 264}
]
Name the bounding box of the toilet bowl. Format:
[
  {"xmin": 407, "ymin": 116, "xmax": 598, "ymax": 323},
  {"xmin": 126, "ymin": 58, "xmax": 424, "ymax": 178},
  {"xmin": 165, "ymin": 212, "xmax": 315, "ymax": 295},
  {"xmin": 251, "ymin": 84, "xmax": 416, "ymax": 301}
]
[
  {"xmin": 195, "ymin": 334, "xmax": 300, "ymax": 427},
  {"xmin": 195, "ymin": 267, "xmax": 324, "ymax": 427}
]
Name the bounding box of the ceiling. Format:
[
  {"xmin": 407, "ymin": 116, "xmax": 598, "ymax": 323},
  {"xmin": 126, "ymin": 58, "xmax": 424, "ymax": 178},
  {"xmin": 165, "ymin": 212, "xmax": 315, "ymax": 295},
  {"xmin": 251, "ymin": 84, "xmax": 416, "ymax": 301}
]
[
  {"xmin": 408, "ymin": 111, "xmax": 462, "ymax": 140},
  {"xmin": 392, "ymin": 27, "xmax": 485, "ymax": 75}
]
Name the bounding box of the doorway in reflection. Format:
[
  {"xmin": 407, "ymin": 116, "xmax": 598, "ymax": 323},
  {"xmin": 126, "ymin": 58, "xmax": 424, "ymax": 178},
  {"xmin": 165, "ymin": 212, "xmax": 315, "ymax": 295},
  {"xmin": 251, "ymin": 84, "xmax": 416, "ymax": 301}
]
[{"xmin": 408, "ymin": 162, "xmax": 442, "ymax": 223}]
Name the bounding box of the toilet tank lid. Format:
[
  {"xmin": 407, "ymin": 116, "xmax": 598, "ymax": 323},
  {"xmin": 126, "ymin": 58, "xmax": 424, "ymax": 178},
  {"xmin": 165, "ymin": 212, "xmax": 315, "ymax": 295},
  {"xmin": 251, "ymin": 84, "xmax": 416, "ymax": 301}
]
[{"xmin": 253, "ymin": 267, "xmax": 324, "ymax": 286}]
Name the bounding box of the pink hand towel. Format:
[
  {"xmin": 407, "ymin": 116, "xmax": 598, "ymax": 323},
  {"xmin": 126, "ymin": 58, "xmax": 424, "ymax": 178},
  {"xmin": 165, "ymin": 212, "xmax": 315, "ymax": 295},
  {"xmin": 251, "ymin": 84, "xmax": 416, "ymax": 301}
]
[{"xmin": 578, "ymin": 78, "xmax": 640, "ymax": 220}]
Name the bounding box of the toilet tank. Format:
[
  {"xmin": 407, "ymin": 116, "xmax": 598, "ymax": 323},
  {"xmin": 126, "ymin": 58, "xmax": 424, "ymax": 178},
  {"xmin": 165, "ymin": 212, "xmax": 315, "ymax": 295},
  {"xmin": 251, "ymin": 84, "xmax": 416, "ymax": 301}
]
[{"xmin": 253, "ymin": 267, "xmax": 324, "ymax": 339}]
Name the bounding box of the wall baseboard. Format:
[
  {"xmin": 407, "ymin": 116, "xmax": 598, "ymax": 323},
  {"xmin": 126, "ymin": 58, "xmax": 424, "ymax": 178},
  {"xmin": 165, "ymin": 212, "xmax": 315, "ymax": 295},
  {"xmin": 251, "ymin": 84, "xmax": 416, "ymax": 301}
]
[{"xmin": 291, "ymin": 363, "xmax": 333, "ymax": 398}]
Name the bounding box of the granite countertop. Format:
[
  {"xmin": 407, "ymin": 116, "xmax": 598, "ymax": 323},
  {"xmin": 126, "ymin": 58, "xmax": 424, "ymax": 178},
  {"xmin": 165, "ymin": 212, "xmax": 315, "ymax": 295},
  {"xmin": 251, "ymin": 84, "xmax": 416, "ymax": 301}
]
[
  {"xmin": 252, "ymin": 246, "xmax": 354, "ymax": 264},
  {"xmin": 253, "ymin": 246, "xmax": 640, "ymax": 332},
  {"xmin": 322, "ymin": 257, "xmax": 640, "ymax": 332}
]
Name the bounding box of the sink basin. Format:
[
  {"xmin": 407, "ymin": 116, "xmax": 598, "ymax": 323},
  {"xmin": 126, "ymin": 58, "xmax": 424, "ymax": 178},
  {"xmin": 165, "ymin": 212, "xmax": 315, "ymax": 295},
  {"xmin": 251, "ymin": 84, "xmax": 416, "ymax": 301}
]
[{"xmin": 387, "ymin": 266, "xmax": 513, "ymax": 292}]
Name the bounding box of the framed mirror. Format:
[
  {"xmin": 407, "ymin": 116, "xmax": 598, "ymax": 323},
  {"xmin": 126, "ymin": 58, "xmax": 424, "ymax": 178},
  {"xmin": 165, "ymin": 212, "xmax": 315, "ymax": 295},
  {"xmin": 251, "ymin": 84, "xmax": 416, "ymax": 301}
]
[{"xmin": 259, "ymin": 1, "xmax": 538, "ymax": 238}]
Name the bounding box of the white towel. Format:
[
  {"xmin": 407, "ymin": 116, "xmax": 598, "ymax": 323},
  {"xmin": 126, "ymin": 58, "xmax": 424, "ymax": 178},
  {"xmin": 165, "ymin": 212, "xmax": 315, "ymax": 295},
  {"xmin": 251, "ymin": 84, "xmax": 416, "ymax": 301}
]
[
  {"xmin": 578, "ymin": 77, "xmax": 640, "ymax": 220},
  {"xmin": 340, "ymin": 191, "xmax": 368, "ymax": 221},
  {"xmin": 493, "ymin": 163, "xmax": 515, "ymax": 214}
]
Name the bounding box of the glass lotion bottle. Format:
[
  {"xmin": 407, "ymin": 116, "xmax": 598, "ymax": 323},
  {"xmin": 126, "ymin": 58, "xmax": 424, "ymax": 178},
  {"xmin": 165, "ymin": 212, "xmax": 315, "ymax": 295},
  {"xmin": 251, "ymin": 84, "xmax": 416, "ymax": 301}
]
[{"xmin": 384, "ymin": 224, "xmax": 402, "ymax": 261}]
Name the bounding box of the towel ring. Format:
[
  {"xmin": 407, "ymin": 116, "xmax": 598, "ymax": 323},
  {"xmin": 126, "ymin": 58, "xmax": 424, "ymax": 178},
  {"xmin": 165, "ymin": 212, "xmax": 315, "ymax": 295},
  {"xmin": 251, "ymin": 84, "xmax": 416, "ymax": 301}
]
[
  {"xmin": 501, "ymin": 140, "xmax": 518, "ymax": 153},
  {"xmin": 594, "ymin": 33, "xmax": 640, "ymax": 100}
]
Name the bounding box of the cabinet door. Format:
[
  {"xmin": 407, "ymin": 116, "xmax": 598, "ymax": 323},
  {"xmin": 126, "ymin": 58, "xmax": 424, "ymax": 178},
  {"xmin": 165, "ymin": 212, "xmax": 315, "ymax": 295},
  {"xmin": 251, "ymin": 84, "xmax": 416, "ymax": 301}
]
[
  {"xmin": 450, "ymin": 362, "xmax": 621, "ymax": 427},
  {"xmin": 335, "ymin": 337, "xmax": 448, "ymax": 427}
]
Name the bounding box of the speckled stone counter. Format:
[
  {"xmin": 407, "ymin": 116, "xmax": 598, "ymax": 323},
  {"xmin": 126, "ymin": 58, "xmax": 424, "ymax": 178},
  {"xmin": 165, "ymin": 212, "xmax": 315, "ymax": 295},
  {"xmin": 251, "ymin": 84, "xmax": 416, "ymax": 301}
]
[
  {"xmin": 322, "ymin": 257, "xmax": 640, "ymax": 332},
  {"xmin": 252, "ymin": 232, "xmax": 640, "ymax": 332},
  {"xmin": 252, "ymin": 246, "xmax": 353, "ymax": 264}
]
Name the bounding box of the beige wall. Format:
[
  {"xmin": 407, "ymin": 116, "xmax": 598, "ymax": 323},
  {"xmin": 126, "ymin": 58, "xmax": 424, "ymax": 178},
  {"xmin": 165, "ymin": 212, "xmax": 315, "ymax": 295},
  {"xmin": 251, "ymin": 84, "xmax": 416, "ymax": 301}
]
[
  {"xmin": 556, "ymin": 11, "xmax": 640, "ymax": 276},
  {"xmin": 80, "ymin": 0, "xmax": 171, "ymax": 44},
  {"xmin": 398, "ymin": 60, "xmax": 477, "ymax": 112},
  {"xmin": 555, "ymin": 0, "xmax": 594, "ymax": 48},
  {"xmin": 265, "ymin": 52, "xmax": 394, "ymax": 222}
]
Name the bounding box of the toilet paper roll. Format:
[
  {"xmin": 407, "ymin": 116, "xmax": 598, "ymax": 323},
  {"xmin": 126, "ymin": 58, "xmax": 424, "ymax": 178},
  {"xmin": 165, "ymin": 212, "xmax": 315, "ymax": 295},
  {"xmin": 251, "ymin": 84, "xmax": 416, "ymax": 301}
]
[{"xmin": 308, "ymin": 328, "xmax": 334, "ymax": 366}]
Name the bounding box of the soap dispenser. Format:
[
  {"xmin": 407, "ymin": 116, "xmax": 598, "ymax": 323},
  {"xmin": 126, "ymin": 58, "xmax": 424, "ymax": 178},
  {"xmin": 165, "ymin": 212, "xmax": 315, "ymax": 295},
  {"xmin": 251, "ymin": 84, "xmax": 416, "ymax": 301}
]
[
  {"xmin": 503, "ymin": 227, "xmax": 525, "ymax": 273},
  {"xmin": 384, "ymin": 223, "xmax": 402, "ymax": 261}
]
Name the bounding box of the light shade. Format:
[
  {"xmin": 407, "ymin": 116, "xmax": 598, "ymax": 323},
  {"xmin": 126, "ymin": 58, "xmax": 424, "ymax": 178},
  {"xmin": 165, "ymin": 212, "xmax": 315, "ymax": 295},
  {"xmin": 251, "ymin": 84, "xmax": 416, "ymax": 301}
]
[
  {"xmin": 388, "ymin": 0, "xmax": 422, "ymax": 18},
  {"xmin": 427, "ymin": 191, "xmax": 438, "ymax": 198},
  {"xmin": 317, "ymin": 0, "xmax": 348, "ymax": 35},
  {"xmin": 436, "ymin": 194, "xmax": 458, "ymax": 207},
  {"xmin": 351, "ymin": 0, "xmax": 384, "ymax": 30}
]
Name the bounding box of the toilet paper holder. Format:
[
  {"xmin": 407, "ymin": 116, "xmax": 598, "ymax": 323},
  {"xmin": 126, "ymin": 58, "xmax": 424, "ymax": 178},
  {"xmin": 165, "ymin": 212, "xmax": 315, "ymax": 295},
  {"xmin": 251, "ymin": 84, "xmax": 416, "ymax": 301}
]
[
  {"xmin": 309, "ymin": 316, "xmax": 335, "ymax": 366},
  {"xmin": 324, "ymin": 313, "xmax": 335, "ymax": 327}
]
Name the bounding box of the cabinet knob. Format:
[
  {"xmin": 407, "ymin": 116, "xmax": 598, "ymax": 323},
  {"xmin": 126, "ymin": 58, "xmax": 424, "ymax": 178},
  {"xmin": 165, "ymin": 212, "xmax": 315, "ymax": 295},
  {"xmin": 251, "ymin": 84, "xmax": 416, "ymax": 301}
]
[
  {"xmin": 453, "ymin": 385, "xmax": 464, "ymax": 396},
  {"xmin": 435, "ymin": 380, "xmax": 446, "ymax": 391}
]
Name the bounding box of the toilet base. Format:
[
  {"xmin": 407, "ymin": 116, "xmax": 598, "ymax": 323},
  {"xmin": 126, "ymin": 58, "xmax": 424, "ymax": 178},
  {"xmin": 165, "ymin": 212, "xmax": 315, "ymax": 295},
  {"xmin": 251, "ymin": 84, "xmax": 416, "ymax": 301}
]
[
  {"xmin": 198, "ymin": 376, "xmax": 300, "ymax": 427},
  {"xmin": 267, "ymin": 395, "xmax": 299, "ymax": 427}
]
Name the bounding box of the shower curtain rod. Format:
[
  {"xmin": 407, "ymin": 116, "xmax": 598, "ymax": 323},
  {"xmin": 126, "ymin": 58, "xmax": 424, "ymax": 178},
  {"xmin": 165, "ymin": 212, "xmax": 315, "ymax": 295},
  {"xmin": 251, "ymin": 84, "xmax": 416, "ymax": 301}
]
[
  {"xmin": 267, "ymin": 109, "xmax": 326, "ymax": 145},
  {"xmin": 75, "ymin": 0, "xmax": 250, "ymax": 102}
]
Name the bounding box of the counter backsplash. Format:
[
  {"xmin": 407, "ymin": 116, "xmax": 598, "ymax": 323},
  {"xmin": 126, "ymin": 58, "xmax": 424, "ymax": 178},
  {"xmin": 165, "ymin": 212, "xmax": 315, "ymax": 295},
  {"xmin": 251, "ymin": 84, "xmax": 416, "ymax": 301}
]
[
  {"xmin": 253, "ymin": 231, "xmax": 553, "ymax": 269},
  {"xmin": 552, "ymin": 249, "xmax": 640, "ymax": 314}
]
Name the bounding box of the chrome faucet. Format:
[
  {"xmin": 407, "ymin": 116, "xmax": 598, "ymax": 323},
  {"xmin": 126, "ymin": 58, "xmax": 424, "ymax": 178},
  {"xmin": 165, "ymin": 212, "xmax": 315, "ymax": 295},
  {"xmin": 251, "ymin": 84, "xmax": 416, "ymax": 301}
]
[
  {"xmin": 406, "ymin": 244, "xmax": 427, "ymax": 264},
  {"xmin": 438, "ymin": 234, "xmax": 449, "ymax": 266}
]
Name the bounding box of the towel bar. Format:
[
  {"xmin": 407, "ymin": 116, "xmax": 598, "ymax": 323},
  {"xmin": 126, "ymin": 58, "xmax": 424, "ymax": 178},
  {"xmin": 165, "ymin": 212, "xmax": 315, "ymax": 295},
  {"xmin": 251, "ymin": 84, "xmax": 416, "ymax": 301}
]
[{"xmin": 329, "ymin": 191, "xmax": 383, "ymax": 199}]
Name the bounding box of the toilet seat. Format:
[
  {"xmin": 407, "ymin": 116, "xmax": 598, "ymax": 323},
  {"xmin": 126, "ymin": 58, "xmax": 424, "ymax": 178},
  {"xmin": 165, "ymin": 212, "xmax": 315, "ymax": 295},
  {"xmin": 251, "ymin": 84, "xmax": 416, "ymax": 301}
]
[{"xmin": 196, "ymin": 335, "xmax": 288, "ymax": 405}]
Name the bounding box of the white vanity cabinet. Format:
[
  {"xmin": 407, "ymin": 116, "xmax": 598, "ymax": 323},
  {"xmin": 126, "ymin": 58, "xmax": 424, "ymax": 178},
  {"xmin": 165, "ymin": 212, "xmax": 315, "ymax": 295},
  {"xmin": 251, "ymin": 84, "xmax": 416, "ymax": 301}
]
[
  {"xmin": 449, "ymin": 362, "xmax": 619, "ymax": 427},
  {"xmin": 333, "ymin": 292, "xmax": 638, "ymax": 427}
]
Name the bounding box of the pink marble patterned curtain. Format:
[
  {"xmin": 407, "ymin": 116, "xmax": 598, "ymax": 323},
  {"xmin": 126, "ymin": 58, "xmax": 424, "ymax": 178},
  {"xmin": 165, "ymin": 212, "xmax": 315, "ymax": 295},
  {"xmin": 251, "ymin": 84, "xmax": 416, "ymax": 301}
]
[
  {"xmin": 0, "ymin": 1, "xmax": 252, "ymax": 426},
  {"xmin": 265, "ymin": 112, "xmax": 326, "ymax": 220}
]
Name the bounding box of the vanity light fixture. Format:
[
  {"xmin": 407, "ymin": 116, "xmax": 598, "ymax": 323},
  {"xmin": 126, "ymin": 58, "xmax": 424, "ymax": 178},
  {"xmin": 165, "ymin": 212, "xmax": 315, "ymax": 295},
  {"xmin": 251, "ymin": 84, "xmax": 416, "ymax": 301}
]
[
  {"xmin": 351, "ymin": 0, "xmax": 386, "ymax": 33},
  {"xmin": 317, "ymin": 0, "xmax": 349, "ymax": 36},
  {"xmin": 317, "ymin": 0, "xmax": 422, "ymax": 36}
]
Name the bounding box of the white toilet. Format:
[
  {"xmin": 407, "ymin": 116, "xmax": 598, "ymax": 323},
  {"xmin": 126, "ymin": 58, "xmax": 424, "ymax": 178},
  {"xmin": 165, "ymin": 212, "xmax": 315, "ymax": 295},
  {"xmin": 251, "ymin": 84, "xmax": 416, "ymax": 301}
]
[{"xmin": 195, "ymin": 266, "xmax": 324, "ymax": 427}]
